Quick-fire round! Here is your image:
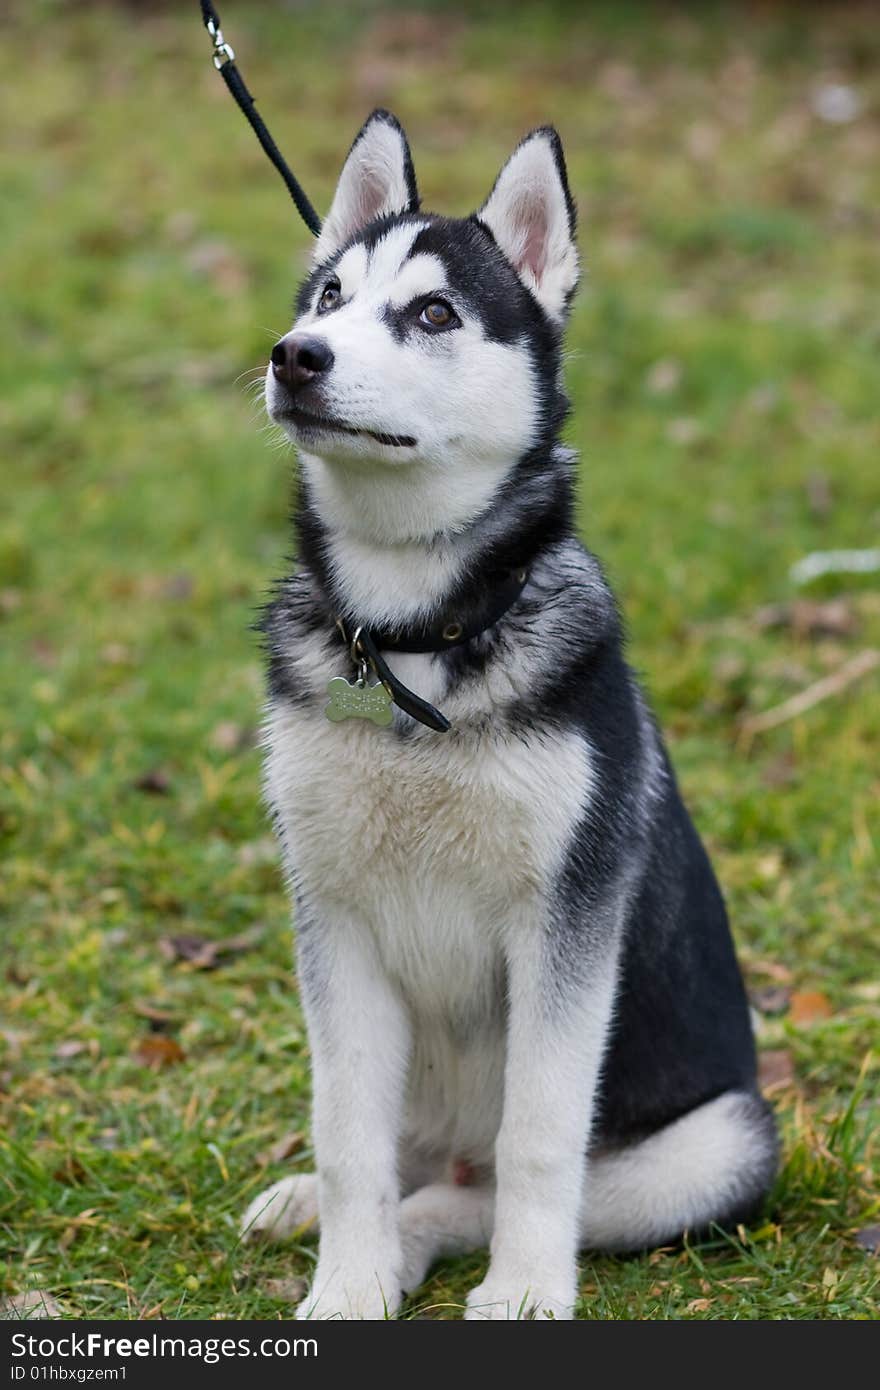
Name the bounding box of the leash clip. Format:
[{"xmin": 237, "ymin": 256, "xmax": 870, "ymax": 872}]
[
  {"xmin": 350, "ymin": 627, "xmax": 372, "ymax": 689},
  {"xmin": 206, "ymin": 17, "xmax": 235, "ymax": 68}
]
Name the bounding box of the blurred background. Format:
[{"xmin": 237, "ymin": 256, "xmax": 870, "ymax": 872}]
[{"xmin": 1, "ymin": 1, "xmax": 878, "ymax": 1320}]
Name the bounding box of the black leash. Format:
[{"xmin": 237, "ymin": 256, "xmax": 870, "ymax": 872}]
[{"xmin": 199, "ymin": 1, "xmax": 321, "ymax": 237}]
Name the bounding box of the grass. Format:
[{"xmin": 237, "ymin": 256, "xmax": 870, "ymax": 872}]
[{"xmin": 1, "ymin": 0, "xmax": 878, "ymax": 1320}]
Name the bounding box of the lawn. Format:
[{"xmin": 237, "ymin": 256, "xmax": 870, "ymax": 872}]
[{"xmin": 1, "ymin": 0, "xmax": 878, "ymax": 1320}]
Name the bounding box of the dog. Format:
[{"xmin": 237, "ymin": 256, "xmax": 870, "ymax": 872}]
[{"xmin": 241, "ymin": 110, "xmax": 778, "ymax": 1319}]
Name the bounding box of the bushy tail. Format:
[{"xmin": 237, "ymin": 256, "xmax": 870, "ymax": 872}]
[{"xmin": 581, "ymin": 1089, "xmax": 778, "ymax": 1251}]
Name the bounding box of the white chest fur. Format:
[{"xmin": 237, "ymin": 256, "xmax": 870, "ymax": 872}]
[{"xmin": 264, "ymin": 698, "xmax": 593, "ymax": 1022}]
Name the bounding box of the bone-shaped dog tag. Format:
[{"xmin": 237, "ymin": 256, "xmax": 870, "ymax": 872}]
[{"xmin": 324, "ymin": 675, "xmax": 393, "ymax": 727}]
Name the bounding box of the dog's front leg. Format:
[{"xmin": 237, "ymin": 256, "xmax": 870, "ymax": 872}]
[
  {"xmin": 466, "ymin": 912, "xmax": 619, "ymax": 1320},
  {"xmin": 295, "ymin": 914, "xmax": 409, "ymax": 1320}
]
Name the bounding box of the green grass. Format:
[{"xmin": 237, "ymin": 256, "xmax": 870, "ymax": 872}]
[{"xmin": 1, "ymin": 0, "xmax": 878, "ymax": 1320}]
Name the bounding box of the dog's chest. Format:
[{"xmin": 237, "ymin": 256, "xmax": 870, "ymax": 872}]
[{"xmin": 264, "ymin": 698, "xmax": 591, "ymax": 1006}]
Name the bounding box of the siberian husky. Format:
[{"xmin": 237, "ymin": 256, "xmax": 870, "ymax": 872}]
[{"xmin": 241, "ymin": 110, "xmax": 777, "ymax": 1319}]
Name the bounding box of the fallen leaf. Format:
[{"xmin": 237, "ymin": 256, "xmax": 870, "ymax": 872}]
[
  {"xmin": 753, "ymin": 599, "xmax": 857, "ymax": 639},
  {"xmin": 133, "ymin": 1001, "xmax": 178, "ymax": 1029},
  {"xmin": 0, "ymin": 1290, "xmax": 61, "ymax": 1319},
  {"xmin": 749, "ymin": 986, "xmax": 791, "ymax": 1016},
  {"xmin": 159, "ymin": 934, "xmax": 215, "ymax": 967},
  {"xmin": 134, "ymin": 768, "xmax": 171, "ymax": 795},
  {"xmin": 258, "ymin": 1131, "xmax": 305, "ymax": 1167},
  {"xmin": 54, "ymin": 1039, "xmax": 89, "ymax": 1059},
  {"xmin": 685, "ymin": 1297, "xmax": 713, "ymax": 1313},
  {"xmin": 134, "ymin": 1036, "xmax": 185, "ymax": 1069},
  {"xmin": 159, "ymin": 926, "xmax": 263, "ymax": 971},
  {"xmin": 758, "ymin": 1049, "xmax": 795, "ymax": 1091},
  {"xmin": 855, "ymin": 1226, "xmax": 880, "ymax": 1255},
  {"xmin": 261, "ymin": 1277, "xmax": 307, "ymax": 1304},
  {"xmin": 789, "ymin": 990, "xmax": 833, "ymax": 1025}
]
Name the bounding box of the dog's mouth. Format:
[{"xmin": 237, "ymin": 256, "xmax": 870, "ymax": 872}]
[{"xmin": 276, "ymin": 405, "xmax": 416, "ymax": 450}]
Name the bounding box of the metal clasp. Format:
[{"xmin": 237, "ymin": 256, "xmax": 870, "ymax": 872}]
[
  {"xmin": 206, "ymin": 18, "xmax": 235, "ymax": 68},
  {"xmin": 349, "ymin": 626, "xmax": 370, "ymax": 687}
]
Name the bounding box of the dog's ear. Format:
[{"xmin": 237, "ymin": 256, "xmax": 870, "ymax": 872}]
[
  {"xmin": 313, "ymin": 110, "xmax": 419, "ymax": 263},
  {"xmin": 476, "ymin": 127, "xmax": 578, "ymax": 322}
]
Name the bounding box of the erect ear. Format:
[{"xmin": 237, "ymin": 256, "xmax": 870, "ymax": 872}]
[
  {"xmin": 312, "ymin": 110, "xmax": 419, "ymax": 264},
  {"xmin": 476, "ymin": 127, "xmax": 578, "ymax": 322}
]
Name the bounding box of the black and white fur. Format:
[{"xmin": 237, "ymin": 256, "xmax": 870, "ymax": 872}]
[{"xmin": 242, "ymin": 111, "xmax": 777, "ymax": 1319}]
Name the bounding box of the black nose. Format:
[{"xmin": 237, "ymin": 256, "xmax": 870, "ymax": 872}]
[{"xmin": 271, "ymin": 334, "xmax": 334, "ymax": 390}]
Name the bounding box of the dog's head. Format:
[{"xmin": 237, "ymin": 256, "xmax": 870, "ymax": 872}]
[{"xmin": 266, "ymin": 110, "xmax": 578, "ymax": 538}]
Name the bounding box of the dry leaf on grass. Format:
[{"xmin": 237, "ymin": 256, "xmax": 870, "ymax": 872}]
[
  {"xmin": 133, "ymin": 1036, "xmax": 185, "ymax": 1069},
  {"xmin": 753, "ymin": 599, "xmax": 858, "ymax": 639},
  {"xmin": 685, "ymin": 1297, "xmax": 713, "ymax": 1313},
  {"xmin": 1, "ymin": 1290, "xmax": 62, "ymax": 1320},
  {"xmin": 758, "ymin": 1049, "xmax": 795, "ymax": 1091},
  {"xmin": 54, "ymin": 1039, "xmax": 89, "ymax": 1059},
  {"xmin": 789, "ymin": 990, "xmax": 833, "ymax": 1025},
  {"xmin": 258, "ymin": 1131, "xmax": 305, "ymax": 1167},
  {"xmin": 133, "ymin": 1001, "xmax": 178, "ymax": 1029},
  {"xmin": 159, "ymin": 926, "xmax": 263, "ymax": 970},
  {"xmin": 261, "ymin": 1277, "xmax": 307, "ymax": 1304}
]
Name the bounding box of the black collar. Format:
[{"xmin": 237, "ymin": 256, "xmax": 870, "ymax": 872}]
[{"xmin": 334, "ymin": 567, "xmax": 529, "ymax": 733}]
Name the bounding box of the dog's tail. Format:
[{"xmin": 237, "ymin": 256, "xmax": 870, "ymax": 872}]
[{"xmin": 582, "ymin": 1088, "xmax": 778, "ymax": 1251}]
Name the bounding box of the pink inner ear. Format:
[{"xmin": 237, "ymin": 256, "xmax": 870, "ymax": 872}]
[
  {"xmin": 357, "ymin": 178, "xmax": 387, "ymax": 228},
  {"xmin": 517, "ymin": 198, "xmax": 548, "ymax": 282}
]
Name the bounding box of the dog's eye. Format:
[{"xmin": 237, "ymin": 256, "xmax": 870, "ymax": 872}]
[
  {"xmin": 419, "ymin": 300, "xmax": 458, "ymax": 330},
  {"xmin": 317, "ymin": 281, "xmax": 341, "ymax": 314}
]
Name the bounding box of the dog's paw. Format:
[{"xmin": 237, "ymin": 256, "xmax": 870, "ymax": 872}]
[
  {"xmin": 464, "ymin": 1271, "xmax": 575, "ymax": 1320},
  {"xmin": 240, "ymin": 1173, "xmax": 318, "ymax": 1243},
  {"xmin": 295, "ymin": 1266, "xmax": 401, "ymax": 1321}
]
